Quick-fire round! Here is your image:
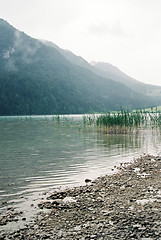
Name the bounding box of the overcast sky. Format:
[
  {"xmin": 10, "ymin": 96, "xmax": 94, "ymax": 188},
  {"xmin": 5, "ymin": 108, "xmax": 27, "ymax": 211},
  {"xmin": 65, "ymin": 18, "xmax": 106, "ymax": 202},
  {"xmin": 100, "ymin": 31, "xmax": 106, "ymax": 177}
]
[{"xmin": 0, "ymin": 0, "xmax": 161, "ymax": 86}]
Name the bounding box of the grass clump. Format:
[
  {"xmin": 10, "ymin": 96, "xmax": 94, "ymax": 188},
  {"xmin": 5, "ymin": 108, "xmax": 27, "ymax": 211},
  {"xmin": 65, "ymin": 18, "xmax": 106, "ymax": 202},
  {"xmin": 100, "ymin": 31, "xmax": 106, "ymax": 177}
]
[
  {"xmin": 96, "ymin": 110, "xmax": 144, "ymax": 128},
  {"xmin": 83, "ymin": 115, "xmax": 96, "ymax": 125},
  {"xmin": 89, "ymin": 110, "xmax": 161, "ymax": 134}
]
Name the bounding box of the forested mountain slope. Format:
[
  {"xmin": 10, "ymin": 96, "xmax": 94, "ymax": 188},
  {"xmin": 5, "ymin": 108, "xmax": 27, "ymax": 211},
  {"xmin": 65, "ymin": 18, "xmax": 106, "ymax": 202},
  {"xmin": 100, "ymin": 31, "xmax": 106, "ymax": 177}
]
[
  {"xmin": 42, "ymin": 40, "xmax": 161, "ymax": 98},
  {"xmin": 0, "ymin": 19, "xmax": 159, "ymax": 115},
  {"xmin": 91, "ymin": 61, "xmax": 161, "ymax": 97}
]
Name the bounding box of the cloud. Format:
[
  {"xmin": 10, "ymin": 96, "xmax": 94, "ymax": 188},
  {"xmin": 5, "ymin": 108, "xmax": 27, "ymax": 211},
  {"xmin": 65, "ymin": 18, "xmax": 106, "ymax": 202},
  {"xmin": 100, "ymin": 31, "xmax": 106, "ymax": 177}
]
[
  {"xmin": 88, "ymin": 21, "xmax": 126, "ymax": 37},
  {"xmin": 5, "ymin": 58, "xmax": 18, "ymax": 72},
  {"xmin": 3, "ymin": 47, "xmax": 15, "ymax": 59},
  {"xmin": 14, "ymin": 30, "xmax": 41, "ymax": 64},
  {"xmin": 3, "ymin": 47, "xmax": 18, "ymax": 71},
  {"xmin": 3, "ymin": 29, "xmax": 41, "ymax": 71}
]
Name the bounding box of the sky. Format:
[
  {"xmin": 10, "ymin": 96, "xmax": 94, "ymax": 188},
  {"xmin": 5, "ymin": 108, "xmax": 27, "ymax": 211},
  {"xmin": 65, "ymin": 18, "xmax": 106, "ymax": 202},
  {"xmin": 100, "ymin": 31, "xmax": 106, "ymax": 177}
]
[{"xmin": 0, "ymin": 0, "xmax": 161, "ymax": 86}]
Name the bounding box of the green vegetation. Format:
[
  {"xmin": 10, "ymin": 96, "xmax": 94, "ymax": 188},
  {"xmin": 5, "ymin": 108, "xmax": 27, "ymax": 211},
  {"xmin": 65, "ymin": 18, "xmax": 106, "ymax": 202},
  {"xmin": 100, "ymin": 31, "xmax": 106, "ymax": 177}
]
[
  {"xmin": 96, "ymin": 111, "xmax": 143, "ymax": 127},
  {"xmin": 141, "ymin": 106, "xmax": 161, "ymax": 113},
  {"xmin": 83, "ymin": 110, "xmax": 161, "ymax": 134}
]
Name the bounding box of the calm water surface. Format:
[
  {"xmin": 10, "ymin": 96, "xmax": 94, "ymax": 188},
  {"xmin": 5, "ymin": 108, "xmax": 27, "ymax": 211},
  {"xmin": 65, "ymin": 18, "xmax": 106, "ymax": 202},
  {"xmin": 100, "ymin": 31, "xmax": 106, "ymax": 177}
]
[{"xmin": 0, "ymin": 115, "xmax": 161, "ymax": 218}]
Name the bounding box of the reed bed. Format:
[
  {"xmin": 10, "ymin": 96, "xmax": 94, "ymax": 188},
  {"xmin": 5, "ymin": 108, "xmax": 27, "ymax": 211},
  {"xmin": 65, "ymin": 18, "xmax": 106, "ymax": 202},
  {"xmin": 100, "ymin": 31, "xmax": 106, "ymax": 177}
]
[
  {"xmin": 83, "ymin": 110, "xmax": 161, "ymax": 134},
  {"xmin": 5, "ymin": 109, "xmax": 161, "ymax": 134}
]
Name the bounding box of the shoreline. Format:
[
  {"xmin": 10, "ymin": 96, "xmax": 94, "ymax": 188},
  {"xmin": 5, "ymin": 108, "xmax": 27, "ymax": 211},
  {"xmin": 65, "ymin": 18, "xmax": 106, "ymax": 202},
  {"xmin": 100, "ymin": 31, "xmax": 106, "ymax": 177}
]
[{"xmin": 0, "ymin": 155, "xmax": 161, "ymax": 239}]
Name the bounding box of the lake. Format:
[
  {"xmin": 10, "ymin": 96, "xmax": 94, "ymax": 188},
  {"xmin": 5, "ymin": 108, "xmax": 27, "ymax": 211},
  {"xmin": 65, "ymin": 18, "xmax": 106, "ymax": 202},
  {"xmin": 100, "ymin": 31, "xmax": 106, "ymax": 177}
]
[{"xmin": 0, "ymin": 115, "xmax": 161, "ymax": 220}]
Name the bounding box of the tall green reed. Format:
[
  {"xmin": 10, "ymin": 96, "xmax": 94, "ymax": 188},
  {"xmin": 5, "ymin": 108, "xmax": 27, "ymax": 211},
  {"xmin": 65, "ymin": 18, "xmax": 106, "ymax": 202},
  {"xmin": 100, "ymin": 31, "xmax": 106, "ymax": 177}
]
[{"xmin": 83, "ymin": 110, "xmax": 161, "ymax": 134}]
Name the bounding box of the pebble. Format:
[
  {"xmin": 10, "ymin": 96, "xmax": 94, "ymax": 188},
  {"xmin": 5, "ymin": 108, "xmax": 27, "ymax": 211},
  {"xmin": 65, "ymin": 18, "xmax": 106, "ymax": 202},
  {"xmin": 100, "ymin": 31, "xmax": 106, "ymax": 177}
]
[{"xmin": 0, "ymin": 155, "xmax": 160, "ymax": 239}]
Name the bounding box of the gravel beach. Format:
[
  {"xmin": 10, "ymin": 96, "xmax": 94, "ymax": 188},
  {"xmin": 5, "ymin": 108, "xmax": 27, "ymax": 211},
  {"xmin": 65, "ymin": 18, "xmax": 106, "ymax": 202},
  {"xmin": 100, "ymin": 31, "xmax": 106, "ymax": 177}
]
[{"xmin": 0, "ymin": 155, "xmax": 161, "ymax": 239}]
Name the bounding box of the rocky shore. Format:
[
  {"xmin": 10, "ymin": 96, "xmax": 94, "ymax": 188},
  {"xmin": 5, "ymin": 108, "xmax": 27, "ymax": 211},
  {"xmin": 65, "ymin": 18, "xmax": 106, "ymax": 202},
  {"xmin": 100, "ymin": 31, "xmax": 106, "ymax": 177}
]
[{"xmin": 0, "ymin": 155, "xmax": 161, "ymax": 239}]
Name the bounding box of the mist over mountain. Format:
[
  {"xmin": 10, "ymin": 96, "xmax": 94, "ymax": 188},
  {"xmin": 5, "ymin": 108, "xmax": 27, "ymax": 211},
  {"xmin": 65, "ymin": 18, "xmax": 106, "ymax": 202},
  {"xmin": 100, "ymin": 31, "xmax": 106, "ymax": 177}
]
[{"xmin": 0, "ymin": 19, "xmax": 160, "ymax": 115}]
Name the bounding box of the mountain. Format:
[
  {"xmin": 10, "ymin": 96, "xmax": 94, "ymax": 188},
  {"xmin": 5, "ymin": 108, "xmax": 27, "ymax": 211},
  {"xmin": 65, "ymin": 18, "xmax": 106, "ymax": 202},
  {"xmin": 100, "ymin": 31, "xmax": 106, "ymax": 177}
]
[
  {"xmin": 42, "ymin": 39, "xmax": 161, "ymax": 97},
  {"xmin": 91, "ymin": 61, "xmax": 161, "ymax": 97},
  {"xmin": 0, "ymin": 19, "xmax": 160, "ymax": 115},
  {"xmin": 39, "ymin": 39, "xmax": 91, "ymax": 69}
]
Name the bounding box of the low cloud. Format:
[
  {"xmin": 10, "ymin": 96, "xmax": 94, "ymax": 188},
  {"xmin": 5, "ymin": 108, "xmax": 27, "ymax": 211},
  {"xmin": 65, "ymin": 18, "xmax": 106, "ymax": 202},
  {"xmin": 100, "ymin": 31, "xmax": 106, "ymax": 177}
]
[
  {"xmin": 14, "ymin": 30, "xmax": 40, "ymax": 63},
  {"xmin": 3, "ymin": 30, "xmax": 41, "ymax": 71},
  {"xmin": 3, "ymin": 47, "xmax": 15, "ymax": 59},
  {"xmin": 3, "ymin": 47, "xmax": 18, "ymax": 71}
]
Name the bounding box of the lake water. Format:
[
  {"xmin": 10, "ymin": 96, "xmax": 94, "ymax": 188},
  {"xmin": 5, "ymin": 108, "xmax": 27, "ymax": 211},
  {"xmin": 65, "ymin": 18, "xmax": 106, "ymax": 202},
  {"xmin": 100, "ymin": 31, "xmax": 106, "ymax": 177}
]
[{"xmin": 0, "ymin": 115, "xmax": 161, "ymax": 226}]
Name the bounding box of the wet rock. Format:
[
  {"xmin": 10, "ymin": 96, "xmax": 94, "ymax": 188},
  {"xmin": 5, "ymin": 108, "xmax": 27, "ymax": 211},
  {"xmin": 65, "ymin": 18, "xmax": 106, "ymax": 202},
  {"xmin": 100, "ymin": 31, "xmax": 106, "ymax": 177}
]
[
  {"xmin": 2, "ymin": 155, "xmax": 161, "ymax": 239},
  {"xmin": 0, "ymin": 210, "xmax": 22, "ymax": 226},
  {"xmin": 85, "ymin": 179, "xmax": 92, "ymax": 184},
  {"xmin": 38, "ymin": 201, "xmax": 52, "ymax": 209},
  {"xmin": 47, "ymin": 191, "xmax": 68, "ymax": 200}
]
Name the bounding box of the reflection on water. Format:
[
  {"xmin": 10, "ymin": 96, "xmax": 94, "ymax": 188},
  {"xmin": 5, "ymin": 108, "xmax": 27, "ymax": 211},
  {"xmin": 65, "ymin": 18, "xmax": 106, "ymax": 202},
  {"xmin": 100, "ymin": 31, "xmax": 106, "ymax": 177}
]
[{"xmin": 0, "ymin": 115, "xmax": 161, "ymax": 209}]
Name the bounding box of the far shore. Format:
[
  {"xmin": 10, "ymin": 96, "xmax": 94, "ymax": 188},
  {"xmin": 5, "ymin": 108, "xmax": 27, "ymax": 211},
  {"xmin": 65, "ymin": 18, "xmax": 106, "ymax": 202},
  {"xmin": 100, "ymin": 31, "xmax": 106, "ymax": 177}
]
[{"xmin": 0, "ymin": 154, "xmax": 161, "ymax": 239}]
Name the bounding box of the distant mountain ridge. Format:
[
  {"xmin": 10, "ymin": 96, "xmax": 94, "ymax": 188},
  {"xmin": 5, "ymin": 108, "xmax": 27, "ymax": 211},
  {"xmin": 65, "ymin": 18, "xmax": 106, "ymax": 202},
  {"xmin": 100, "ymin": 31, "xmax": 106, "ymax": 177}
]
[
  {"xmin": 41, "ymin": 39, "xmax": 161, "ymax": 97},
  {"xmin": 0, "ymin": 18, "xmax": 160, "ymax": 115},
  {"xmin": 91, "ymin": 61, "xmax": 161, "ymax": 96}
]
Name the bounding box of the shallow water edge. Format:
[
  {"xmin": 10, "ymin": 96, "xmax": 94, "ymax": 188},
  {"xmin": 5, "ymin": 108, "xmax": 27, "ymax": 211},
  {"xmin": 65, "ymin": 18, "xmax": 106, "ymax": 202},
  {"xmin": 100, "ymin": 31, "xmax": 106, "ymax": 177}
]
[{"xmin": 0, "ymin": 154, "xmax": 160, "ymax": 239}]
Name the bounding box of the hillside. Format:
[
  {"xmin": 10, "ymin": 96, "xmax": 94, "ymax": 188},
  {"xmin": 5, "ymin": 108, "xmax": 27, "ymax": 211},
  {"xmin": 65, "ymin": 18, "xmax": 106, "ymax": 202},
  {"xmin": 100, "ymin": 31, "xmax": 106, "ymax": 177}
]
[
  {"xmin": 91, "ymin": 62, "xmax": 161, "ymax": 97},
  {"xmin": 0, "ymin": 19, "xmax": 160, "ymax": 115},
  {"xmin": 42, "ymin": 40, "xmax": 161, "ymax": 98}
]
